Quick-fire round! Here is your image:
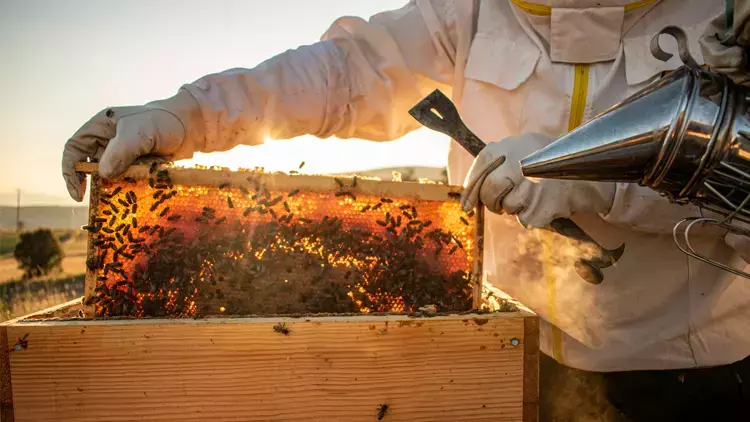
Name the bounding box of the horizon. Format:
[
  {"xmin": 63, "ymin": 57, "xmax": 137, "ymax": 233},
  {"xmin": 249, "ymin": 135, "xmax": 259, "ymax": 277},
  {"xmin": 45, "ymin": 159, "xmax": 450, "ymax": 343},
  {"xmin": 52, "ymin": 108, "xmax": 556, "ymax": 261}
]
[{"xmin": 0, "ymin": 0, "xmax": 448, "ymax": 206}]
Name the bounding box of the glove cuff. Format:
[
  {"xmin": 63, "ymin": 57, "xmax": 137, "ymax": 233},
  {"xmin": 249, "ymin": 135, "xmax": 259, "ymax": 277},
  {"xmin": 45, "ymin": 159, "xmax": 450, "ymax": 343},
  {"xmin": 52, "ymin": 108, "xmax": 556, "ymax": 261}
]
[{"xmin": 146, "ymin": 89, "xmax": 206, "ymax": 160}]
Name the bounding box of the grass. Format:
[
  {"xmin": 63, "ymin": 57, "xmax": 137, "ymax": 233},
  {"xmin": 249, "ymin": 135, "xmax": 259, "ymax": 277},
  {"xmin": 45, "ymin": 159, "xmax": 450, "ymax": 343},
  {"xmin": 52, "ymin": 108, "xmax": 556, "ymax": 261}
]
[{"xmin": 0, "ymin": 274, "xmax": 84, "ymax": 322}]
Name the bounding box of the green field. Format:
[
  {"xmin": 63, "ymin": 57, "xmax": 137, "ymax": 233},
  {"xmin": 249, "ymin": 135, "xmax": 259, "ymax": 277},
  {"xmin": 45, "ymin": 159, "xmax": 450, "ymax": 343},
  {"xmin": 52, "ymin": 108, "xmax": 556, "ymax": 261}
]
[{"xmin": 0, "ymin": 229, "xmax": 75, "ymax": 256}]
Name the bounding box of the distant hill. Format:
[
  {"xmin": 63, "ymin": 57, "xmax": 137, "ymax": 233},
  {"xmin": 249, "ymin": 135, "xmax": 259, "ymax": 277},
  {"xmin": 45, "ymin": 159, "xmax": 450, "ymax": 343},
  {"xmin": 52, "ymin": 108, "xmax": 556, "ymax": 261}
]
[
  {"xmin": 0, "ymin": 192, "xmax": 78, "ymax": 207},
  {"xmin": 0, "ymin": 206, "xmax": 88, "ymax": 230}
]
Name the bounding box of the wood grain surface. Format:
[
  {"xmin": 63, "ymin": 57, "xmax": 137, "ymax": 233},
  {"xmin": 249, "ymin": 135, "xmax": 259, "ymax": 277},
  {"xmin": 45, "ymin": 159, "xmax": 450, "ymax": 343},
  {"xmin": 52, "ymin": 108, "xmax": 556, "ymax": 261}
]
[{"xmin": 4, "ymin": 312, "xmax": 535, "ymax": 422}]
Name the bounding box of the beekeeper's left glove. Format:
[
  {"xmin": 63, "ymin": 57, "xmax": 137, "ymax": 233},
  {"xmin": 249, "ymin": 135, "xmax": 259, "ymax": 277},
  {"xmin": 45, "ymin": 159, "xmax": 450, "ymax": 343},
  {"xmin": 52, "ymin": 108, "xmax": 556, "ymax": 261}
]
[{"xmin": 460, "ymin": 133, "xmax": 616, "ymax": 228}]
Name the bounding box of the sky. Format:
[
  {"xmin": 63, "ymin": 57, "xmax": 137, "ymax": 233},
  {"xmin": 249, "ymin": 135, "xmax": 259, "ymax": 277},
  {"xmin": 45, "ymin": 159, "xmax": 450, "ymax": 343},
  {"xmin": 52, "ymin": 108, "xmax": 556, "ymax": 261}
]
[{"xmin": 0, "ymin": 0, "xmax": 449, "ymax": 206}]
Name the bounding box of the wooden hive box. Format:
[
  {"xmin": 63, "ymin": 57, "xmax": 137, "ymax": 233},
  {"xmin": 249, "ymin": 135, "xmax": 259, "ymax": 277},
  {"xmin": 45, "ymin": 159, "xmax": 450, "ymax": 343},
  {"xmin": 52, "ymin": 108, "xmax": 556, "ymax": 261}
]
[{"xmin": 1, "ymin": 164, "xmax": 539, "ymax": 421}]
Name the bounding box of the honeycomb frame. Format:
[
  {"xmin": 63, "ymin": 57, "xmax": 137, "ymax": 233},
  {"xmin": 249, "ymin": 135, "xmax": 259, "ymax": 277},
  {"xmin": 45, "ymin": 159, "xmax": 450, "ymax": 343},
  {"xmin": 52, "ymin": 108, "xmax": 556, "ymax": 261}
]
[{"xmin": 77, "ymin": 162, "xmax": 483, "ymax": 318}]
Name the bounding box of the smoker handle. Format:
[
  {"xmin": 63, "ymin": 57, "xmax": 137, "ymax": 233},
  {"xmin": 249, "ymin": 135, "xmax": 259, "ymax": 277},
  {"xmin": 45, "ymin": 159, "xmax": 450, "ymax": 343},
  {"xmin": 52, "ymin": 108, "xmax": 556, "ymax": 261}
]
[{"xmin": 409, "ymin": 89, "xmax": 626, "ymax": 285}]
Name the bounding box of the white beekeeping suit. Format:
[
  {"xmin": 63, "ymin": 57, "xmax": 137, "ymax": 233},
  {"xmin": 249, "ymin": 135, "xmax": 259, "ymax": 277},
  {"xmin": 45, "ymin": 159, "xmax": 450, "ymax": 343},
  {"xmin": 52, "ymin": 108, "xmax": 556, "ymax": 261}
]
[{"xmin": 64, "ymin": 0, "xmax": 750, "ymax": 373}]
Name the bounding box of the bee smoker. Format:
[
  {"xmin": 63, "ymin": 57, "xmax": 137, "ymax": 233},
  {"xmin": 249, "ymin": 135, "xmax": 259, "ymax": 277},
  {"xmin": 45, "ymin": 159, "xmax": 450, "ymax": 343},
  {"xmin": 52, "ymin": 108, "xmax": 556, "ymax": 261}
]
[{"xmin": 520, "ymin": 26, "xmax": 750, "ymax": 279}]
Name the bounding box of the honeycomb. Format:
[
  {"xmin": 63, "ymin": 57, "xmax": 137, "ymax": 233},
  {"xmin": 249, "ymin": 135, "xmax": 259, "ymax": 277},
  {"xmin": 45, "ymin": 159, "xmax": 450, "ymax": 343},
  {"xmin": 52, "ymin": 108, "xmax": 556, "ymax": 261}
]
[{"xmin": 82, "ymin": 164, "xmax": 479, "ymax": 318}]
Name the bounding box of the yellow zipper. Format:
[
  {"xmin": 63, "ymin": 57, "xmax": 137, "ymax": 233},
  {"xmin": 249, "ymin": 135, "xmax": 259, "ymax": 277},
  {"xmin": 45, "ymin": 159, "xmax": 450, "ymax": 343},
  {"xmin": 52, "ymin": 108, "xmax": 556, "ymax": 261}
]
[
  {"xmin": 543, "ymin": 63, "xmax": 590, "ymax": 364},
  {"xmin": 510, "ymin": 0, "xmax": 657, "ymax": 16},
  {"xmin": 569, "ymin": 65, "xmax": 590, "ymax": 131}
]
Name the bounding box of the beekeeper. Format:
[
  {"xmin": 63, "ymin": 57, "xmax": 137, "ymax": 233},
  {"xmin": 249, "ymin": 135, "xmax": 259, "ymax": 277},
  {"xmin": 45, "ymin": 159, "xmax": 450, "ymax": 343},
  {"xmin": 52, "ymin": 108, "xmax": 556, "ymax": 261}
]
[{"xmin": 62, "ymin": 0, "xmax": 750, "ymax": 419}]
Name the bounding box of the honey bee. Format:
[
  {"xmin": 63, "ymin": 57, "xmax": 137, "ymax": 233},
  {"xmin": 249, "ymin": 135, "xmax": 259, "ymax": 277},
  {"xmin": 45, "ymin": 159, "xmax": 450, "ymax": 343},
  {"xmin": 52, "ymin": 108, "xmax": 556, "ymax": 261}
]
[
  {"xmin": 460, "ymin": 217, "xmax": 470, "ymax": 226},
  {"xmin": 376, "ymin": 403, "xmax": 389, "ymax": 420},
  {"xmin": 219, "ymin": 182, "xmax": 231, "ymax": 190},
  {"xmin": 227, "ymin": 196, "xmax": 234, "ymax": 209},
  {"xmin": 273, "ymin": 322, "xmax": 291, "ymax": 335}
]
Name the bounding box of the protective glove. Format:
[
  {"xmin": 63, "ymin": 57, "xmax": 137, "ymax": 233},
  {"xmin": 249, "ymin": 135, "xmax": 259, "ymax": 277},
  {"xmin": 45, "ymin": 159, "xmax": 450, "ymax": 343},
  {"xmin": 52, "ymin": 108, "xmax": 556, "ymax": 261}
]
[
  {"xmin": 725, "ymin": 232, "xmax": 750, "ymax": 264},
  {"xmin": 460, "ymin": 133, "xmax": 616, "ymax": 228},
  {"xmin": 62, "ymin": 90, "xmax": 204, "ymax": 202}
]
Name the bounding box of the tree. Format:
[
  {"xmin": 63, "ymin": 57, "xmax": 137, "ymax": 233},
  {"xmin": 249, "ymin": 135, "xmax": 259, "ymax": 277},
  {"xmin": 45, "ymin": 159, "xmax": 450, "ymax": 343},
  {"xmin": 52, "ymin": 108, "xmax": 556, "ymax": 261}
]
[{"xmin": 13, "ymin": 229, "xmax": 64, "ymax": 279}]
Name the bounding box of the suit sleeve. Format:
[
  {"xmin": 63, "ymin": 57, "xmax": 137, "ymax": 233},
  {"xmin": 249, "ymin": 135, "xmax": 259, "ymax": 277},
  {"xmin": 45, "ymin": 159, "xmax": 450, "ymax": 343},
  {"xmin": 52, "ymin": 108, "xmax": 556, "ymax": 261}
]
[{"xmin": 175, "ymin": 0, "xmax": 471, "ymax": 155}]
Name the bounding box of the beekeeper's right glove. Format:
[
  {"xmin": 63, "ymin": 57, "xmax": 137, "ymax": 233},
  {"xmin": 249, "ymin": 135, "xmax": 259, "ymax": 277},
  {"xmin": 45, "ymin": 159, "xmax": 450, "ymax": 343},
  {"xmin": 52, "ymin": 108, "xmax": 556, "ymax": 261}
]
[{"xmin": 62, "ymin": 90, "xmax": 204, "ymax": 202}]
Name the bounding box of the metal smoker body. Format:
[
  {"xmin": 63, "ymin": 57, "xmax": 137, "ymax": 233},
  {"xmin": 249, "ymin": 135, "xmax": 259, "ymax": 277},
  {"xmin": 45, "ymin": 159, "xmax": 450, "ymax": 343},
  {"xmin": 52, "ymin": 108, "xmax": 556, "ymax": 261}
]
[{"xmin": 521, "ymin": 26, "xmax": 750, "ymax": 278}]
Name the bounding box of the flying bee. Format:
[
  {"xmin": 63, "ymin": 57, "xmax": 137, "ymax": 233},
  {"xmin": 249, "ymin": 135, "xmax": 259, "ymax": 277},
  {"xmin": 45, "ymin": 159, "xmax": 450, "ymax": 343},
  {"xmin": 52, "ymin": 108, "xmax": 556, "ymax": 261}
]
[{"xmin": 299, "ymin": 161, "xmax": 305, "ymax": 169}]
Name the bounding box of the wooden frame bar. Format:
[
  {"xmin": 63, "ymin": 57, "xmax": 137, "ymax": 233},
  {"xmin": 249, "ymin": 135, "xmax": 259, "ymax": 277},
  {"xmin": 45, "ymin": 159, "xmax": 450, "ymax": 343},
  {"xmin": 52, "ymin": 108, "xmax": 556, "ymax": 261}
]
[
  {"xmin": 74, "ymin": 162, "xmax": 462, "ymax": 202},
  {"xmin": 1, "ymin": 300, "xmax": 538, "ymax": 422}
]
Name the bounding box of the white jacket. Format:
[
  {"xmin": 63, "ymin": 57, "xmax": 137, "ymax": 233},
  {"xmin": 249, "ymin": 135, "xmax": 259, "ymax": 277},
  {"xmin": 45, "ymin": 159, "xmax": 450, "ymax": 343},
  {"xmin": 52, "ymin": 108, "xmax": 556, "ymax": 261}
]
[{"xmin": 175, "ymin": 0, "xmax": 750, "ymax": 371}]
